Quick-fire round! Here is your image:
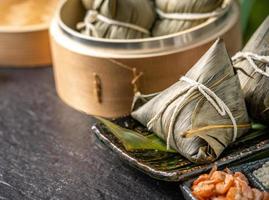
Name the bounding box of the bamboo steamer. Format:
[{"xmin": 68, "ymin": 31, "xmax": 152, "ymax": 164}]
[
  {"xmin": 50, "ymin": 0, "xmax": 242, "ymax": 118},
  {"xmin": 0, "ymin": 0, "xmax": 58, "ymax": 67}
]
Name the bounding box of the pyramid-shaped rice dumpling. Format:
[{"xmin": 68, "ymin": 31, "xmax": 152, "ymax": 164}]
[
  {"xmin": 153, "ymin": 0, "xmax": 226, "ymax": 37},
  {"xmin": 131, "ymin": 40, "xmax": 250, "ymax": 164},
  {"xmin": 77, "ymin": 0, "xmax": 155, "ymax": 39},
  {"xmin": 233, "ymin": 17, "xmax": 269, "ymax": 124}
]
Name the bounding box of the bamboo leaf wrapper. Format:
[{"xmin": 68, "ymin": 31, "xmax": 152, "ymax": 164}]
[
  {"xmin": 153, "ymin": 0, "xmax": 224, "ymax": 36},
  {"xmin": 131, "ymin": 40, "xmax": 250, "ymax": 164},
  {"xmin": 78, "ymin": 0, "xmax": 156, "ymax": 39},
  {"xmin": 233, "ymin": 17, "xmax": 269, "ymax": 124}
]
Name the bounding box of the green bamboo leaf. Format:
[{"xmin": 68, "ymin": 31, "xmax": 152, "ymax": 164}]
[
  {"xmin": 230, "ymin": 123, "xmax": 267, "ymax": 146},
  {"xmin": 96, "ymin": 117, "xmax": 177, "ymax": 153},
  {"xmin": 251, "ymin": 122, "xmax": 267, "ymax": 130},
  {"xmin": 96, "ymin": 117, "xmax": 267, "ymax": 154}
]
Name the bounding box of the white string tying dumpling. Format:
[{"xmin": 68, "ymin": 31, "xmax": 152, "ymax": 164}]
[
  {"xmin": 233, "ymin": 52, "xmax": 269, "ymax": 77},
  {"xmin": 147, "ymin": 76, "xmax": 238, "ymax": 150},
  {"xmin": 77, "ymin": 10, "xmax": 151, "ymax": 37},
  {"xmin": 76, "ymin": 0, "xmax": 155, "ymax": 39},
  {"xmin": 131, "ymin": 40, "xmax": 250, "ymax": 163}
]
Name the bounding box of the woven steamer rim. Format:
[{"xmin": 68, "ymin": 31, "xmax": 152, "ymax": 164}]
[
  {"xmin": 57, "ymin": 0, "xmax": 233, "ymax": 43},
  {"xmin": 53, "ymin": 0, "xmax": 239, "ymax": 58},
  {"xmin": 0, "ymin": 23, "xmax": 49, "ymax": 33}
]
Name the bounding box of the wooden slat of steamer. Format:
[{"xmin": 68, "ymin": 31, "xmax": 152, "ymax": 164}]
[
  {"xmin": 0, "ymin": 30, "xmax": 51, "ymax": 67},
  {"xmin": 0, "ymin": 0, "xmax": 58, "ymax": 67}
]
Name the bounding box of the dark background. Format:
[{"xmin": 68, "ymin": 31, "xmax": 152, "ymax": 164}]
[{"xmin": 0, "ymin": 69, "xmax": 182, "ymax": 199}]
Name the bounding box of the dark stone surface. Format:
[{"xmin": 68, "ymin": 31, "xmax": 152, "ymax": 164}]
[{"xmin": 0, "ymin": 68, "xmax": 183, "ymax": 200}]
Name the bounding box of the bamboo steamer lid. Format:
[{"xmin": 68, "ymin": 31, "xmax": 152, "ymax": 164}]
[
  {"xmin": 50, "ymin": 0, "xmax": 242, "ymax": 118},
  {"xmin": 0, "ymin": 0, "xmax": 58, "ymax": 67}
]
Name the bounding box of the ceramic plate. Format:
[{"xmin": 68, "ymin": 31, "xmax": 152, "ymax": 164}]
[
  {"xmin": 92, "ymin": 116, "xmax": 269, "ymax": 182},
  {"xmin": 181, "ymin": 157, "xmax": 269, "ymax": 200}
]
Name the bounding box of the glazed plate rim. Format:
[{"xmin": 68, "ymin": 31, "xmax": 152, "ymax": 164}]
[{"xmin": 92, "ymin": 119, "xmax": 269, "ymax": 182}]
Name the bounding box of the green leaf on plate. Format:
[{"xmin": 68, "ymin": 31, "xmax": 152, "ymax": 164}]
[
  {"xmin": 96, "ymin": 117, "xmax": 267, "ymax": 154},
  {"xmin": 96, "ymin": 117, "xmax": 177, "ymax": 153},
  {"xmin": 251, "ymin": 122, "xmax": 267, "ymax": 130}
]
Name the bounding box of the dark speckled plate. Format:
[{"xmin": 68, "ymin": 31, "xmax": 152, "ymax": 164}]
[
  {"xmin": 92, "ymin": 116, "xmax": 269, "ymax": 182},
  {"xmin": 181, "ymin": 157, "xmax": 269, "ymax": 200}
]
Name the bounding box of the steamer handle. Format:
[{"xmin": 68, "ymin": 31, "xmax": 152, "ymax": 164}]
[{"xmin": 93, "ymin": 73, "xmax": 102, "ymax": 103}]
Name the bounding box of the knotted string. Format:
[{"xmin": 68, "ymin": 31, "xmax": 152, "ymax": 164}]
[
  {"xmin": 156, "ymin": 0, "xmax": 231, "ymax": 21},
  {"xmin": 109, "ymin": 59, "xmax": 144, "ymax": 94},
  {"xmin": 147, "ymin": 76, "xmax": 237, "ymax": 150},
  {"xmin": 232, "ymin": 52, "xmax": 269, "ymax": 77},
  {"xmin": 92, "ymin": 59, "xmax": 143, "ymax": 105},
  {"xmin": 77, "ymin": 10, "xmax": 150, "ymax": 37}
]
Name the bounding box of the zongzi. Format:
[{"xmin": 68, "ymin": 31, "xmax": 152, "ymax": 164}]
[
  {"xmin": 152, "ymin": 0, "xmax": 230, "ymax": 37},
  {"xmin": 233, "ymin": 17, "xmax": 269, "ymax": 124},
  {"xmin": 131, "ymin": 39, "xmax": 250, "ymax": 164},
  {"xmin": 77, "ymin": 0, "xmax": 156, "ymax": 39}
]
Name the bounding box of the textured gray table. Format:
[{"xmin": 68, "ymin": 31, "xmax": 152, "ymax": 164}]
[{"xmin": 0, "ymin": 68, "xmax": 183, "ymax": 200}]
